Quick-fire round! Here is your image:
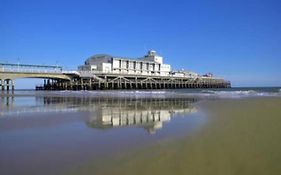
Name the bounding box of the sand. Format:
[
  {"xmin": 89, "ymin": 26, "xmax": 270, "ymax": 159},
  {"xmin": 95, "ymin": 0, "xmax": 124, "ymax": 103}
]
[{"xmin": 70, "ymin": 97, "xmax": 281, "ymax": 175}]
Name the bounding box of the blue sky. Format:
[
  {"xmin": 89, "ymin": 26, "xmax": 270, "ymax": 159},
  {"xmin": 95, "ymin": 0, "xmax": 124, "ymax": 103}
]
[{"xmin": 1, "ymin": 0, "xmax": 281, "ymax": 88}]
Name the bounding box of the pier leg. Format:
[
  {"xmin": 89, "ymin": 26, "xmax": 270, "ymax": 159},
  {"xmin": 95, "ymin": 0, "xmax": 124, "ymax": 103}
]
[
  {"xmin": 118, "ymin": 79, "xmax": 121, "ymax": 89},
  {"xmin": 98, "ymin": 80, "xmax": 101, "ymax": 89},
  {"xmin": 11, "ymin": 80, "xmax": 15, "ymax": 91},
  {"xmin": 80, "ymin": 79, "xmax": 83, "ymax": 90},
  {"xmin": 70, "ymin": 81, "xmax": 73, "ymax": 90},
  {"xmin": 135, "ymin": 77, "xmax": 138, "ymax": 89},
  {"xmin": 47, "ymin": 79, "xmax": 50, "ymax": 90},
  {"xmin": 6, "ymin": 80, "xmax": 10, "ymax": 91},
  {"xmin": 63, "ymin": 82, "xmax": 67, "ymax": 90},
  {"xmin": 89, "ymin": 79, "xmax": 92, "ymax": 90},
  {"xmin": 104, "ymin": 76, "xmax": 108, "ymax": 89},
  {"xmin": 0, "ymin": 79, "xmax": 4, "ymax": 91},
  {"xmin": 105, "ymin": 81, "xmax": 108, "ymax": 89}
]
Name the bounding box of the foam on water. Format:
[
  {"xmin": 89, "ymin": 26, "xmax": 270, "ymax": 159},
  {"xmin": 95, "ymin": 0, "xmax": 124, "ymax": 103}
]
[
  {"xmin": 199, "ymin": 89, "xmax": 281, "ymax": 98},
  {"xmin": 37, "ymin": 90, "xmax": 167, "ymax": 98},
  {"xmin": 5, "ymin": 88, "xmax": 281, "ymax": 99},
  {"xmin": 44, "ymin": 89, "xmax": 281, "ymax": 99}
]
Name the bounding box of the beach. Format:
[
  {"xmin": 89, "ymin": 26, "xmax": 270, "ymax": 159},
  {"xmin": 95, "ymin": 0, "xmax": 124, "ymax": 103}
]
[
  {"xmin": 72, "ymin": 97, "xmax": 281, "ymax": 175},
  {"xmin": 0, "ymin": 88, "xmax": 281, "ymax": 175}
]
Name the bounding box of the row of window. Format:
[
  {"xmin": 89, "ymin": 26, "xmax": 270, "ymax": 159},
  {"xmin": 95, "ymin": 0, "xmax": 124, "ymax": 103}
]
[
  {"xmin": 112, "ymin": 69, "xmax": 163, "ymax": 74},
  {"xmin": 116, "ymin": 60, "xmax": 161, "ymax": 71}
]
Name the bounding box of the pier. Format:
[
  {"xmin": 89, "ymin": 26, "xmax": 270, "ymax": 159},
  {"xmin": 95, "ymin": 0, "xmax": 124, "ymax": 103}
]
[
  {"xmin": 1, "ymin": 68, "xmax": 230, "ymax": 91},
  {"xmin": 42, "ymin": 72, "xmax": 230, "ymax": 90},
  {"xmin": 0, "ymin": 51, "xmax": 231, "ymax": 91}
]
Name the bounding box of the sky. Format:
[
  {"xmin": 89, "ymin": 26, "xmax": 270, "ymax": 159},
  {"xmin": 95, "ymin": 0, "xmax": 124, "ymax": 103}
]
[{"xmin": 1, "ymin": 0, "xmax": 281, "ymax": 88}]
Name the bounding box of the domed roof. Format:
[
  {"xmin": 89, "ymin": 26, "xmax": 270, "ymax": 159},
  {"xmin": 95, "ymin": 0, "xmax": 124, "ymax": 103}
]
[
  {"xmin": 87, "ymin": 54, "xmax": 112, "ymax": 60},
  {"xmin": 85, "ymin": 54, "xmax": 112, "ymax": 65}
]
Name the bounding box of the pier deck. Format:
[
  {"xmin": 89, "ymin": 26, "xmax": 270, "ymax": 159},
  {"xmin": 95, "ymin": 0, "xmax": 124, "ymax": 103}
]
[{"xmin": 41, "ymin": 72, "xmax": 231, "ymax": 90}]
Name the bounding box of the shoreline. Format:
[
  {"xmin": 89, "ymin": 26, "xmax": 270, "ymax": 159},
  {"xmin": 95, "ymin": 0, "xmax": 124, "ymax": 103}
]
[{"xmin": 1, "ymin": 87, "xmax": 281, "ymax": 99}]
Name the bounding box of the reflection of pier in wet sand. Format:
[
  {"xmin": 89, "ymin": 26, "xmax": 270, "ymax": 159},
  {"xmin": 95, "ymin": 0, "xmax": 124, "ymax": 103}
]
[
  {"xmin": 86, "ymin": 98, "xmax": 197, "ymax": 134},
  {"xmin": 0, "ymin": 95, "xmax": 198, "ymax": 133}
]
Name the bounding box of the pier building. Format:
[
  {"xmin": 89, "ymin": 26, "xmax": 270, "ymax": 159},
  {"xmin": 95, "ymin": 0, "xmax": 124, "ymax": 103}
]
[{"xmin": 78, "ymin": 50, "xmax": 171, "ymax": 76}]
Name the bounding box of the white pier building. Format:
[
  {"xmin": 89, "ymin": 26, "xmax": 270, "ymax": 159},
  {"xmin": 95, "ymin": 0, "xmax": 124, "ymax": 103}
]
[{"xmin": 78, "ymin": 50, "xmax": 171, "ymax": 76}]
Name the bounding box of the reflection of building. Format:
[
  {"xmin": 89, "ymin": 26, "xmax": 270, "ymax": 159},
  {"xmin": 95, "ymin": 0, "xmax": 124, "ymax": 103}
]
[
  {"xmin": 86, "ymin": 98, "xmax": 197, "ymax": 134},
  {"xmin": 0, "ymin": 95, "xmax": 197, "ymax": 134}
]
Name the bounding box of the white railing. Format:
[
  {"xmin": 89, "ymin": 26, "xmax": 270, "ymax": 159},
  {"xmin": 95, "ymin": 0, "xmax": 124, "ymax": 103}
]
[
  {"xmin": 0, "ymin": 67, "xmax": 63, "ymax": 74},
  {"xmin": 62, "ymin": 70, "xmax": 80, "ymax": 75}
]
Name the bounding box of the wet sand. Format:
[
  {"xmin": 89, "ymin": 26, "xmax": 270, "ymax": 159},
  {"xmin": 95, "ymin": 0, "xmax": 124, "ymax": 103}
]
[
  {"xmin": 1, "ymin": 93, "xmax": 281, "ymax": 175},
  {"xmin": 69, "ymin": 97, "xmax": 281, "ymax": 175},
  {"xmin": 0, "ymin": 96, "xmax": 201, "ymax": 175}
]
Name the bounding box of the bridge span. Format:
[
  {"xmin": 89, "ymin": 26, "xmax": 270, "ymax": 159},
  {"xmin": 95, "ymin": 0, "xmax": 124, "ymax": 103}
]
[{"xmin": 0, "ymin": 63, "xmax": 78, "ymax": 91}]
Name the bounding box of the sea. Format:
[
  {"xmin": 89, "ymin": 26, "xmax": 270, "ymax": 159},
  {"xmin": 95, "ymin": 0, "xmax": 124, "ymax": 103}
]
[{"xmin": 0, "ymin": 87, "xmax": 281, "ymax": 175}]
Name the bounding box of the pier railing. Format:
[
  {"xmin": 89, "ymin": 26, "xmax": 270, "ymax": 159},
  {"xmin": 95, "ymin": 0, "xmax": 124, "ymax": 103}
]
[{"xmin": 0, "ymin": 63, "xmax": 63, "ymax": 74}]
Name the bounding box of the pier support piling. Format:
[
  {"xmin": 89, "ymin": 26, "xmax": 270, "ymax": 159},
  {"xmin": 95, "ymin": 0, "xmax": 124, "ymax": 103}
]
[
  {"xmin": 6, "ymin": 80, "xmax": 10, "ymax": 91},
  {"xmin": 11, "ymin": 80, "xmax": 15, "ymax": 91},
  {"xmin": 31, "ymin": 73, "xmax": 230, "ymax": 91}
]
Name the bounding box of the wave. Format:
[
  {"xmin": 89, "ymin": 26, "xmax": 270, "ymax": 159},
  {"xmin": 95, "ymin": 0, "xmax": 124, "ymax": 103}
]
[
  {"xmin": 200, "ymin": 90, "xmax": 281, "ymax": 98},
  {"xmin": 55, "ymin": 89, "xmax": 281, "ymax": 99},
  {"xmin": 49, "ymin": 90, "xmax": 171, "ymax": 98},
  {"xmin": 7, "ymin": 89, "xmax": 281, "ymax": 99}
]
